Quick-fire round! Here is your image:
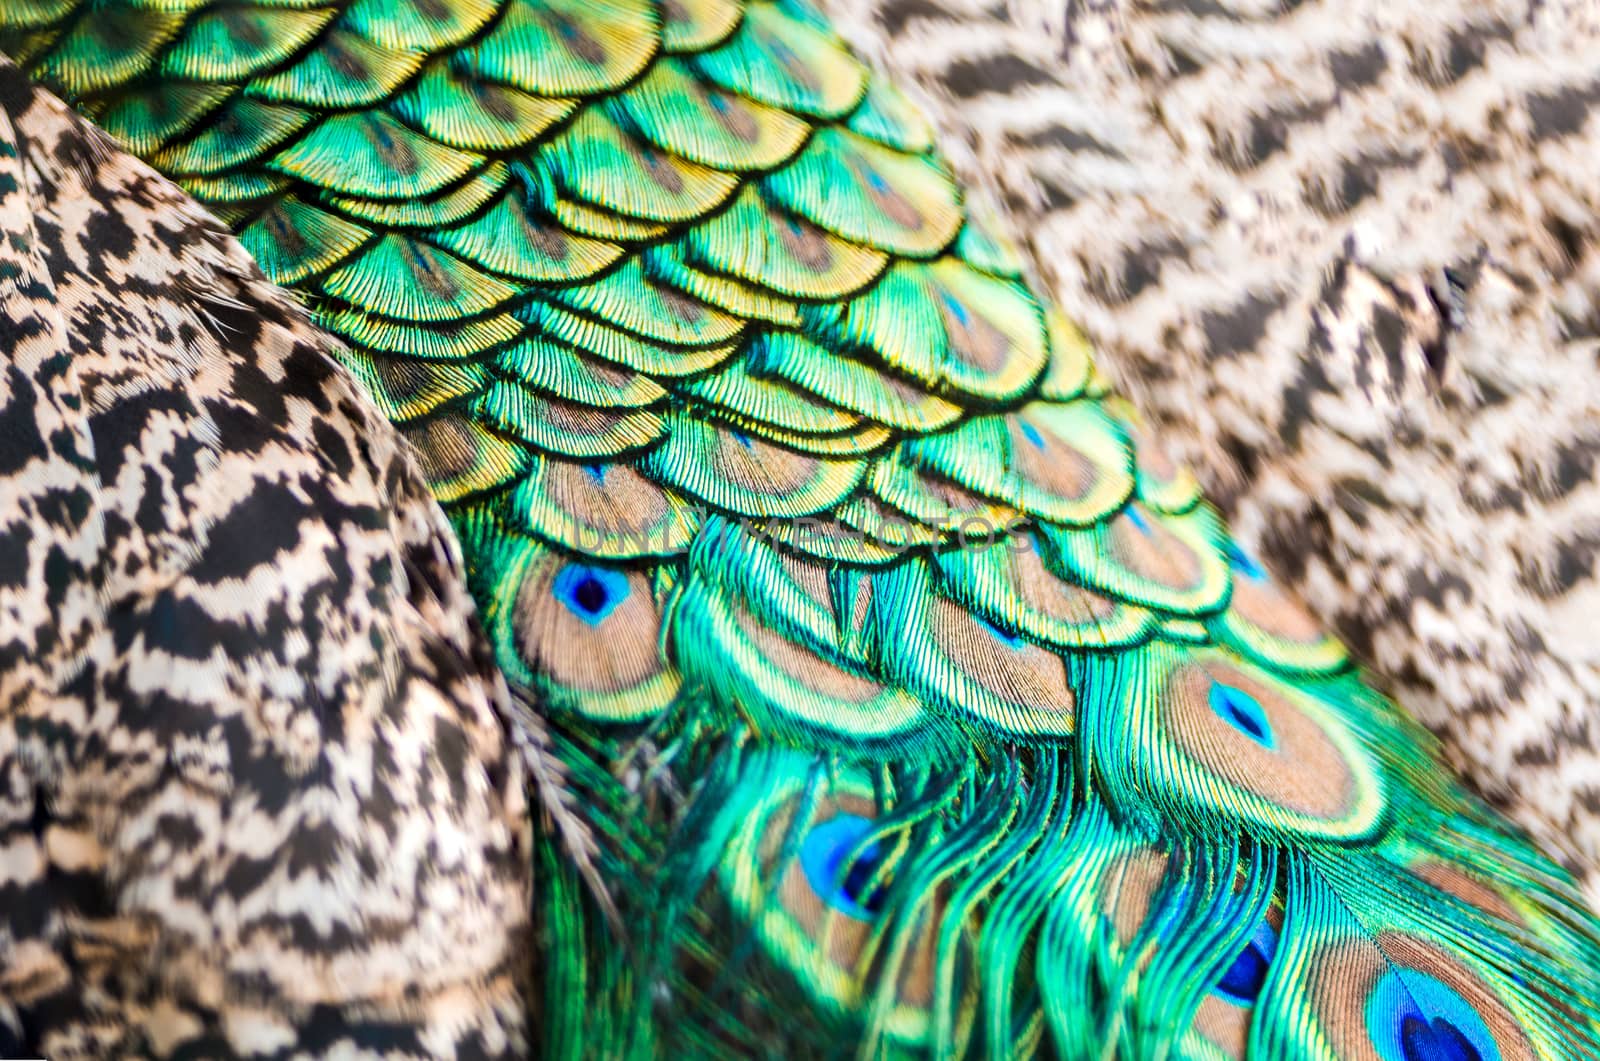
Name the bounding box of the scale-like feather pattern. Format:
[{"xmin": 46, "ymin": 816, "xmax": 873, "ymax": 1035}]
[{"xmin": 9, "ymin": 0, "xmax": 1600, "ymax": 1056}]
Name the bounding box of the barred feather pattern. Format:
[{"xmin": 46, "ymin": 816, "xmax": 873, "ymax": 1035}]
[
  {"xmin": 0, "ymin": 65, "xmax": 531, "ymax": 1057},
  {"xmin": 7, "ymin": 1, "xmax": 1600, "ymax": 1056},
  {"xmin": 822, "ymin": 0, "xmax": 1600, "ymax": 899}
]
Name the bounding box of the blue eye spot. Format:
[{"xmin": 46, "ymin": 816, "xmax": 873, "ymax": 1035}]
[
  {"xmin": 976, "ymin": 614, "xmax": 1023, "ymax": 648},
  {"xmin": 1226, "ymin": 541, "xmax": 1268, "ymax": 582},
  {"xmin": 1125, "ymin": 505, "xmax": 1152, "ymax": 535},
  {"xmin": 552, "ymin": 563, "xmax": 629, "ymax": 625},
  {"xmin": 768, "ymin": 37, "xmax": 801, "ymax": 72},
  {"xmin": 583, "ymin": 463, "xmax": 607, "ymax": 484},
  {"xmin": 1401, "ymin": 1013, "xmax": 1483, "ymax": 1061},
  {"xmin": 1215, "ymin": 917, "xmax": 1278, "ymax": 1004},
  {"xmin": 801, "ymin": 814, "xmax": 889, "ymax": 921},
  {"xmin": 1019, "ymin": 420, "xmax": 1046, "ymax": 450},
  {"xmin": 731, "ymin": 430, "xmax": 754, "ymax": 450},
  {"xmin": 939, "ymin": 290, "xmax": 971, "ymax": 326},
  {"xmin": 863, "ymin": 167, "xmax": 889, "ymax": 192},
  {"xmin": 1368, "ymin": 969, "xmax": 1498, "ymax": 1061},
  {"xmin": 1209, "ymin": 681, "xmax": 1274, "ymax": 747}
]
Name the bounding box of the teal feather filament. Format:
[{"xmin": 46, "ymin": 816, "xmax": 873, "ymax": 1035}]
[{"xmin": 1214, "ymin": 916, "xmax": 1277, "ymax": 1004}]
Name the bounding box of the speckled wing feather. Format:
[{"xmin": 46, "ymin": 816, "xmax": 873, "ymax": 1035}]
[
  {"xmin": 8, "ymin": 2, "xmax": 1600, "ymax": 1056},
  {"xmin": 0, "ymin": 63, "xmax": 531, "ymax": 1058},
  {"xmin": 820, "ymin": 0, "xmax": 1600, "ymax": 901}
]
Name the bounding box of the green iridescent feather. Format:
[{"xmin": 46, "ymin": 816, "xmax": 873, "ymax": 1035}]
[{"xmin": 11, "ymin": 1, "xmax": 1600, "ymax": 1058}]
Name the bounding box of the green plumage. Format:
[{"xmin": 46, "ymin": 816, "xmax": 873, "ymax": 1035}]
[{"xmin": 10, "ymin": 1, "xmax": 1600, "ymax": 1057}]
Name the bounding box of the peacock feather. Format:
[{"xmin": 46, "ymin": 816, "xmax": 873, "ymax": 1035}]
[
  {"xmin": 818, "ymin": 0, "xmax": 1600, "ymax": 903},
  {"xmin": 0, "ymin": 63, "xmax": 532, "ymax": 1055},
  {"xmin": 7, "ymin": 0, "xmax": 1600, "ymax": 1055}
]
